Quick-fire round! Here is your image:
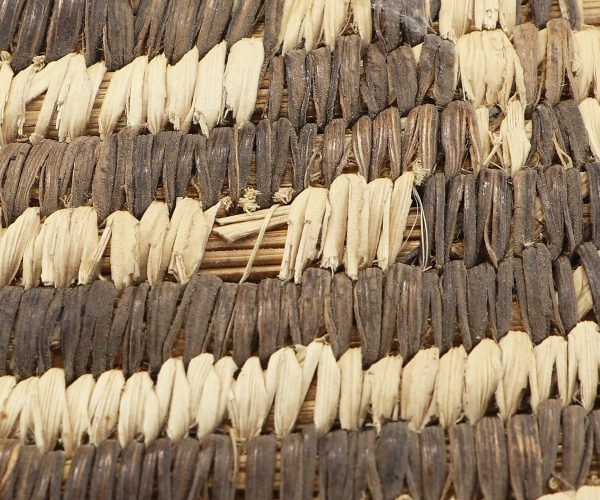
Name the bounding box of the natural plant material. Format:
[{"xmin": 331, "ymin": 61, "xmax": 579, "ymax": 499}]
[
  {"xmin": 1, "ymin": 57, "xmax": 42, "ymax": 144},
  {"xmin": 456, "ymin": 30, "xmax": 526, "ymax": 110},
  {"xmin": 193, "ymin": 41, "xmax": 227, "ymax": 135},
  {"xmin": 98, "ymin": 61, "xmax": 135, "ymax": 139},
  {"xmin": 57, "ymin": 57, "xmax": 106, "ymax": 142},
  {"xmin": 145, "ymin": 53, "xmax": 168, "ymax": 135},
  {"xmin": 545, "ymin": 19, "xmax": 577, "ymax": 105},
  {"xmin": 166, "ymin": 47, "xmax": 198, "ymax": 133},
  {"xmin": 499, "ymin": 99, "xmax": 530, "ymax": 175},
  {"xmin": 224, "ymin": 38, "xmax": 264, "ymax": 126},
  {"xmin": 27, "ymin": 54, "xmax": 73, "ymax": 143},
  {"xmin": 579, "ymin": 97, "xmax": 600, "ymax": 160}
]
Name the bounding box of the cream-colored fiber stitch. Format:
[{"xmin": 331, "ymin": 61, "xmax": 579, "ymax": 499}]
[{"xmin": 5, "ymin": 323, "xmax": 599, "ymax": 454}]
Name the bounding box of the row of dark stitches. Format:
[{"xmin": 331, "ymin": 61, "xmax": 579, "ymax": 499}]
[
  {"xmin": 1, "ymin": 403, "xmax": 598, "ymax": 500},
  {"xmin": 7, "ymin": 235, "xmax": 600, "ymax": 382}
]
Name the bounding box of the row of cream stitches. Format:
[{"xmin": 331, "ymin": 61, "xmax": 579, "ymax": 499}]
[
  {"xmin": 3, "ymin": 17, "xmax": 600, "ymax": 148},
  {"xmin": 2, "ymin": 416, "xmax": 600, "ymax": 500},
  {"xmin": 0, "ymin": 200, "xmax": 217, "ymax": 291},
  {"xmin": 276, "ymin": 160, "xmax": 600, "ymax": 281},
  {"xmin": 0, "ymin": 321, "xmax": 599, "ymax": 456}
]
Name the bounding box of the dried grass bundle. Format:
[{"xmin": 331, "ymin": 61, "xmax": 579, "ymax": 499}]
[{"xmin": 572, "ymin": 28, "xmax": 600, "ymax": 100}]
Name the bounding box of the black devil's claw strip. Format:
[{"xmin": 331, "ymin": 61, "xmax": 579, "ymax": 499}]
[
  {"xmin": 507, "ymin": 415, "xmax": 544, "ymax": 500},
  {"xmin": 0, "ymin": 144, "xmax": 30, "ymax": 226},
  {"xmin": 11, "ymin": 0, "xmax": 53, "ymax": 73},
  {"xmin": 299, "ymin": 268, "xmax": 330, "ymax": 346},
  {"xmin": 263, "ymin": 0, "xmax": 284, "ymax": 59},
  {"xmin": 373, "ymin": 0, "xmax": 401, "ymax": 53},
  {"xmin": 513, "ymin": 24, "xmax": 539, "ymax": 104},
  {"xmin": 13, "ymin": 287, "xmax": 54, "ymax": 380},
  {"xmin": 466, "ymin": 263, "xmax": 497, "ymax": 344},
  {"xmin": 421, "ymin": 269, "xmax": 443, "ymax": 350},
  {"xmin": 321, "ymin": 119, "xmax": 347, "ymax": 188},
  {"xmin": 444, "ymin": 174, "xmax": 464, "ymax": 263},
  {"xmin": 361, "ymin": 44, "xmax": 388, "ymax": 118},
  {"xmin": 577, "ymin": 241, "xmax": 600, "ymax": 325},
  {"xmin": 462, "ymin": 173, "xmax": 478, "ymax": 268},
  {"xmin": 179, "ymin": 275, "xmax": 221, "ymax": 366},
  {"xmin": 449, "ymin": 424, "xmax": 477, "ymax": 500},
  {"xmin": 544, "ymin": 19, "xmax": 577, "ymax": 105},
  {"xmin": 91, "ymin": 135, "xmax": 122, "ymax": 223},
  {"xmin": 561, "ymin": 405, "xmax": 594, "ymax": 489},
  {"xmin": 257, "ymin": 277, "xmax": 282, "ymax": 365},
  {"xmin": 419, "ymin": 426, "xmax": 446, "ymax": 500},
  {"xmin": 475, "ymin": 417, "xmax": 509, "ymax": 500},
  {"xmin": 209, "ymin": 282, "xmax": 238, "ymax": 361},
  {"xmin": 0, "ymin": 0, "xmax": 27, "ymax": 53},
  {"xmin": 121, "ymin": 282, "xmax": 150, "ymax": 377},
  {"xmin": 387, "ymin": 45, "xmax": 418, "ymax": 116},
  {"xmin": 46, "ymin": 0, "xmax": 85, "ymax": 62},
  {"xmin": 555, "ymin": 100, "xmax": 592, "ymax": 168},
  {"xmin": 60, "ymin": 137, "xmax": 100, "ymax": 209},
  {"xmin": 245, "ymin": 436, "xmax": 277, "ymax": 500},
  {"xmin": 232, "ymin": 282, "xmax": 258, "ymax": 367},
  {"xmin": 0, "ymin": 286, "xmax": 22, "ymax": 376},
  {"xmin": 226, "ymin": 0, "xmax": 261, "ymax": 48},
  {"xmin": 36, "ymin": 289, "xmax": 63, "ymax": 376},
  {"xmin": 195, "ymin": 127, "xmax": 231, "ymax": 210},
  {"xmin": 285, "ymin": 49, "xmax": 310, "ymax": 130},
  {"xmin": 89, "ymin": 440, "xmax": 120, "ymax": 500},
  {"xmin": 338, "ymin": 35, "xmax": 362, "ymax": 126},
  {"xmin": 400, "ymin": 0, "xmax": 428, "ymax": 46},
  {"xmin": 38, "ymin": 142, "xmax": 68, "ymax": 218},
  {"xmin": 291, "ymin": 123, "xmax": 317, "ymax": 195},
  {"xmin": 84, "ymin": 0, "xmax": 109, "ymax": 66},
  {"xmin": 537, "ymin": 400, "xmax": 562, "ymax": 490},
  {"xmin": 554, "ymin": 255, "xmax": 578, "ymax": 334},
  {"xmin": 88, "ymin": 281, "xmax": 118, "ymax": 378},
  {"xmin": 171, "ymin": 438, "xmax": 200, "ymax": 500},
  {"xmin": 353, "ymin": 115, "xmax": 372, "ymax": 181},
  {"xmin": 116, "ymin": 442, "xmax": 144, "ymax": 500},
  {"xmin": 441, "ymin": 260, "xmax": 470, "ymax": 352},
  {"xmin": 309, "ymin": 47, "xmax": 331, "ymax": 129},
  {"xmin": 64, "ymin": 445, "xmax": 95, "ymax": 499},
  {"xmin": 104, "ymin": 0, "xmax": 135, "ymax": 71},
  {"xmin": 163, "ymin": 0, "xmax": 202, "ymax": 65},
  {"xmin": 325, "ymin": 273, "xmax": 353, "ymax": 360},
  {"xmin": 267, "ymin": 56, "xmax": 284, "ymax": 122},
  {"xmin": 195, "ymin": 0, "xmax": 233, "ymax": 60},
  {"xmin": 354, "ymin": 268, "xmax": 384, "ymax": 367},
  {"xmin": 156, "ymin": 132, "xmax": 183, "ymax": 215}
]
